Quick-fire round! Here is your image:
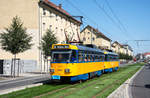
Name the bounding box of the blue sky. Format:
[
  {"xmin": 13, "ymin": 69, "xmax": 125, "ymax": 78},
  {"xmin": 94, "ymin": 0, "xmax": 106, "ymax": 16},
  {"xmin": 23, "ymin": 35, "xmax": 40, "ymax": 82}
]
[{"xmin": 50, "ymin": 0, "xmax": 150, "ymax": 55}]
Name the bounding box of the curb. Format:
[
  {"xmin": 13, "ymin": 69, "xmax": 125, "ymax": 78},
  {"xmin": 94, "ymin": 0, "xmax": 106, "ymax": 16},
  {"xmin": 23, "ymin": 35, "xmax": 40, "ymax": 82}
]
[
  {"xmin": 127, "ymin": 65, "xmax": 144, "ymax": 98},
  {"xmin": 0, "ymin": 83, "xmax": 43, "ymax": 95}
]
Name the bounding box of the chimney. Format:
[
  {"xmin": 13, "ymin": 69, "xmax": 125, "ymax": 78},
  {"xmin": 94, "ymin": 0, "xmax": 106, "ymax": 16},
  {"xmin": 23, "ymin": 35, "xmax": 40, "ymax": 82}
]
[{"xmin": 59, "ymin": 4, "xmax": 62, "ymax": 9}]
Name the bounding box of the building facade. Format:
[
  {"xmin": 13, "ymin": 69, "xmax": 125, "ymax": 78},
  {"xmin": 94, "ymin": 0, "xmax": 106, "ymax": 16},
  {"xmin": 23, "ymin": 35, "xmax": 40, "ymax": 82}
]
[
  {"xmin": 39, "ymin": 0, "xmax": 81, "ymax": 43},
  {"xmin": 111, "ymin": 41, "xmax": 133, "ymax": 56},
  {"xmin": 123, "ymin": 44, "xmax": 133, "ymax": 56},
  {"xmin": 80, "ymin": 25, "xmax": 111, "ymax": 50},
  {"xmin": 0, "ymin": 0, "xmax": 81, "ymax": 72}
]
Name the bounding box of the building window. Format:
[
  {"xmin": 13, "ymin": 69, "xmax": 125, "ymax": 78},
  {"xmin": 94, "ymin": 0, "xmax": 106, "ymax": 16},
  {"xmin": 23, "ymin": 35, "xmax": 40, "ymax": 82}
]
[
  {"xmin": 49, "ymin": 25, "xmax": 52, "ymax": 30},
  {"xmin": 88, "ymin": 32, "xmax": 90, "ymax": 34},
  {"xmin": 49, "ymin": 11, "xmax": 51, "ymax": 16},
  {"xmin": 88, "ymin": 37, "xmax": 89, "ymax": 39},
  {"xmin": 43, "ymin": 23, "xmax": 46, "ymax": 31},
  {"xmin": 43, "ymin": 8, "xmax": 46, "ymax": 15},
  {"xmin": 56, "ymin": 27, "xmax": 58, "ymax": 29},
  {"xmin": 56, "ymin": 15, "xmax": 58, "ymax": 21},
  {"xmin": 92, "ymin": 37, "xmax": 95, "ymax": 41},
  {"xmin": 83, "ymin": 37, "xmax": 86, "ymax": 41}
]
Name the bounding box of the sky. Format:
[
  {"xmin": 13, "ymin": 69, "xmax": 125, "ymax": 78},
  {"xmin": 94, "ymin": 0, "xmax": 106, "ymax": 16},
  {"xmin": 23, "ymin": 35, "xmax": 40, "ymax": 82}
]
[{"xmin": 50, "ymin": 0, "xmax": 150, "ymax": 55}]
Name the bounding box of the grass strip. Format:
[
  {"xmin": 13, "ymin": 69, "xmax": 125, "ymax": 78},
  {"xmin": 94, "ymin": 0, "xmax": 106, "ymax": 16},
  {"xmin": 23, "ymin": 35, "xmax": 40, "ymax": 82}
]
[
  {"xmin": 0, "ymin": 63, "xmax": 144, "ymax": 98},
  {"xmin": 0, "ymin": 83, "xmax": 69, "ymax": 98}
]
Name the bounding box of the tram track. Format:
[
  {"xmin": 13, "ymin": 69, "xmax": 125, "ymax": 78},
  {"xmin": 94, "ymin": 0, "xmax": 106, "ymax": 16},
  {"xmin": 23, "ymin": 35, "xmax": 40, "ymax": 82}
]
[
  {"xmin": 58, "ymin": 68, "xmax": 139, "ymax": 98},
  {"xmin": 58, "ymin": 71, "xmax": 129, "ymax": 97},
  {"xmin": 34, "ymin": 71, "xmax": 124, "ymax": 98},
  {"xmin": 33, "ymin": 68, "xmax": 138, "ymax": 98},
  {"xmin": 34, "ymin": 82, "xmax": 79, "ymax": 98},
  {"xmin": 92, "ymin": 69, "xmax": 138, "ymax": 98},
  {"xmin": 34, "ymin": 75, "xmax": 111, "ymax": 98}
]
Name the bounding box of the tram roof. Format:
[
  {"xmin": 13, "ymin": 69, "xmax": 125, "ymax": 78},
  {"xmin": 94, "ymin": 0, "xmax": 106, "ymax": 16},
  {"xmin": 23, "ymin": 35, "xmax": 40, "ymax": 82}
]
[
  {"xmin": 104, "ymin": 51, "xmax": 118, "ymax": 56},
  {"xmin": 77, "ymin": 45, "xmax": 104, "ymax": 53}
]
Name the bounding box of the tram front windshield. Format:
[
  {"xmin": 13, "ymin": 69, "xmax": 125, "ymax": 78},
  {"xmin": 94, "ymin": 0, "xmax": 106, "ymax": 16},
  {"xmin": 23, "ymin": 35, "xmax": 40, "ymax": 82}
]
[{"xmin": 52, "ymin": 52, "xmax": 70, "ymax": 62}]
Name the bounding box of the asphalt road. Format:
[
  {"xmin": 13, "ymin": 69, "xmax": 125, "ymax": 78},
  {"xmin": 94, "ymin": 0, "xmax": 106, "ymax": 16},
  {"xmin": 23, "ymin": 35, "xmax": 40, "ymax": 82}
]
[
  {"xmin": 0, "ymin": 74, "xmax": 51, "ymax": 91},
  {"xmin": 119, "ymin": 62, "xmax": 134, "ymax": 67},
  {"xmin": 131, "ymin": 64, "xmax": 150, "ymax": 98}
]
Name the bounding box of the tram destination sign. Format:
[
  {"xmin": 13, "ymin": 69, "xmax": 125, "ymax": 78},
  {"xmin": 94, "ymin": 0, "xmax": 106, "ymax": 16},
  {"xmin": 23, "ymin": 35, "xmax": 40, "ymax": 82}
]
[{"xmin": 54, "ymin": 45, "xmax": 69, "ymax": 49}]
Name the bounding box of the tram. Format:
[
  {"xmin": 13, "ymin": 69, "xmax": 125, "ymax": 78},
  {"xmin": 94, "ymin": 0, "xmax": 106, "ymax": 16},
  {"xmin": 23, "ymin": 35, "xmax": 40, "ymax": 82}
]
[{"xmin": 50, "ymin": 44, "xmax": 119, "ymax": 82}]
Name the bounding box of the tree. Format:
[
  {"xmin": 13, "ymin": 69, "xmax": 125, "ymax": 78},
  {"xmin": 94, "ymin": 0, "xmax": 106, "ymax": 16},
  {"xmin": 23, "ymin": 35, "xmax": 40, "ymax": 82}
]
[
  {"xmin": 0, "ymin": 16, "xmax": 33, "ymax": 77},
  {"xmin": 40, "ymin": 29, "xmax": 58, "ymax": 72}
]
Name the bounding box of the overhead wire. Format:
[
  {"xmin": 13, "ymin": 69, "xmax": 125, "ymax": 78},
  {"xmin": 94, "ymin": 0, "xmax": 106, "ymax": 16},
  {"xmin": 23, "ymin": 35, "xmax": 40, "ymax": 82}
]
[
  {"xmin": 65, "ymin": 0, "xmax": 114, "ymax": 39},
  {"xmin": 105, "ymin": 0, "xmax": 127, "ymax": 33},
  {"xmin": 93, "ymin": 0, "xmax": 131, "ymax": 38}
]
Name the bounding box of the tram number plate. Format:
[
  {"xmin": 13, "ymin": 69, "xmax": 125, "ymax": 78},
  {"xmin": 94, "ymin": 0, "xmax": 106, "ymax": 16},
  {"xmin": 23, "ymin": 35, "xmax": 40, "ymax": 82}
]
[
  {"xmin": 52, "ymin": 75, "xmax": 60, "ymax": 80},
  {"xmin": 54, "ymin": 45, "xmax": 69, "ymax": 49}
]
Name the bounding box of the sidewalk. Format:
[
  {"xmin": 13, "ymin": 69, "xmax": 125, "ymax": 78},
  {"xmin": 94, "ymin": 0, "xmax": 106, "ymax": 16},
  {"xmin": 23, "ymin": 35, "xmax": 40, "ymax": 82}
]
[{"xmin": 0, "ymin": 72, "xmax": 49, "ymax": 82}]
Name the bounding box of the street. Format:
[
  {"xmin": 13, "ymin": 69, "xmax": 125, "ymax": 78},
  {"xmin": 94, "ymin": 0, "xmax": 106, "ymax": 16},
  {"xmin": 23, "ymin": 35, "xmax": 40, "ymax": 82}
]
[{"xmin": 131, "ymin": 64, "xmax": 150, "ymax": 98}]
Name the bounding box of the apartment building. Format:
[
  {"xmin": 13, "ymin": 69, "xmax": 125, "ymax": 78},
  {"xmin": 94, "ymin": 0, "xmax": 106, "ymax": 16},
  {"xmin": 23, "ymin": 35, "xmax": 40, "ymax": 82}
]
[
  {"xmin": 111, "ymin": 41, "xmax": 124, "ymax": 53},
  {"xmin": 123, "ymin": 44, "xmax": 133, "ymax": 56},
  {"xmin": 80, "ymin": 25, "xmax": 111, "ymax": 50},
  {"xmin": 39, "ymin": 0, "xmax": 81, "ymax": 43},
  {"xmin": 111, "ymin": 41, "xmax": 133, "ymax": 56},
  {"xmin": 0, "ymin": 0, "xmax": 81, "ymax": 72}
]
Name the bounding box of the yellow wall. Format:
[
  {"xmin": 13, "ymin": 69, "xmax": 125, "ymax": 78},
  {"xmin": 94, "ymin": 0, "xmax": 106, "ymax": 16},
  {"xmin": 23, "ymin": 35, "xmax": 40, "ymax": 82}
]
[
  {"xmin": 0, "ymin": 0, "xmax": 39, "ymax": 29},
  {"xmin": 0, "ymin": 0, "xmax": 40, "ymax": 62},
  {"xmin": 51, "ymin": 62, "xmax": 105, "ymax": 76},
  {"xmin": 104, "ymin": 61, "xmax": 119, "ymax": 69}
]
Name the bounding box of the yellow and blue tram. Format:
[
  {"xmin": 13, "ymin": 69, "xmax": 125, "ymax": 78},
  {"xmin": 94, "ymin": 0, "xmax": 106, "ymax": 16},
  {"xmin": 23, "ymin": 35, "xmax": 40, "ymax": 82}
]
[{"xmin": 50, "ymin": 44, "xmax": 119, "ymax": 82}]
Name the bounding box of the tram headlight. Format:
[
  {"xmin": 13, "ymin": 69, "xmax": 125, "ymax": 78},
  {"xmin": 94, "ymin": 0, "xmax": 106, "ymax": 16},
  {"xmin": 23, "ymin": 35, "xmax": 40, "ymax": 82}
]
[
  {"xmin": 50, "ymin": 69, "xmax": 55, "ymax": 73},
  {"xmin": 65, "ymin": 69, "xmax": 70, "ymax": 73}
]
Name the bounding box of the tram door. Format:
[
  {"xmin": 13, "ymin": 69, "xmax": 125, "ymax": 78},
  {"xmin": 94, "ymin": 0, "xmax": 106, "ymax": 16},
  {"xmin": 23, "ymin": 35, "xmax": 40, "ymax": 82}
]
[{"xmin": 0, "ymin": 60, "xmax": 4, "ymax": 74}]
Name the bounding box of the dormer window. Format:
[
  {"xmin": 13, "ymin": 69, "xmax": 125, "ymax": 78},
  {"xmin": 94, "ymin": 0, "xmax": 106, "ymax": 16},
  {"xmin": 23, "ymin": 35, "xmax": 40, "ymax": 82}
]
[{"xmin": 43, "ymin": 8, "xmax": 46, "ymax": 15}]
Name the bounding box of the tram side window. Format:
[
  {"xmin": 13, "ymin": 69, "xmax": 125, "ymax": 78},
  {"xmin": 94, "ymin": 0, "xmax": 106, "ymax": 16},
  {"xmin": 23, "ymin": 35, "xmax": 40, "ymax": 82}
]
[
  {"xmin": 95, "ymin": 55, "xmax": 98, "ymax": 61},
  {"xmin": 99, "ymin": 56, "xmax": 104, "ymax": 61},
  {"xmin": 78, "ymin": 51, "xmax": 84, "ymax": 62},
  {"xmin": 78, "ymin": 54, "xmax": 82, "ymax": 62},
  {"xmin": 86, "ymin": 55, "xmax": 91, "ymax": 62},
  {"xmin": 87, "ymin": 55, "xmax": 90, "ymax": 61},
  {"xmin": 107, "ymin": 56, "xmax": 111, "ymax": 61},
  {"xmin": 71, "ymin": 50, "xmax": 77, "ymax": 62},
  {"xmin": 105, "ymin": 55, "xmax": 108, "ymax": 61},
  {"xmin": 110, "ymin": 56, "xmax": 113, "ymax": 61},
  {"xmin": 102, "ymin": 56, "xmax": 104, "ymax": 61},
  {"xmin": 94, "ymin": 55, "xmax": 97, "ymax": 61},
  {"xmin": 91, "ymin": 55, "xmax": 94, "ymax": 61},
  {"xmin": 114, "ymin": 56, "xmax": 118, "ymax": 61},
  {"xmin": 116, "ymin": 56, "xmax": 119, "ymax": 61},
  {"xmin": 112, "ymin": 56, "xmax": 115, "ymax": 61},
  {"xmin": 84, "ymin": 55, "xmax": 87, "ymax": 62}
]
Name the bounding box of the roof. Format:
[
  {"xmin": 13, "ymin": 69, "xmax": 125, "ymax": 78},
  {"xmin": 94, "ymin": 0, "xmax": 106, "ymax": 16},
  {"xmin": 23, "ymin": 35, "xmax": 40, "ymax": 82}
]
[
  {"xmin": 77, "ymin": 45, "xmax": 104, "ymax": 53},
  {"xmin": 122, "ymin": 44, "xmax": 133, "ymax": 51},
  {"xmin": 39, "ymin": 0, "xmax": 82, "ymax": 25},
  {"xmin": 111, "ymin": 41, "xmax": 123, "ymax": 47},
  {"xmin": 81, "ymin": 25, "xmax": 111, "ymax": 41},
  {"xmin": 51, "ymin": 44, "xmax": 104, "ymax": 53},
  {"xmin": 144, "ymin": 52, "xmax": 150, "ymax": 56},
  {"xmin": 104, "ymin": 51, "xmax": 118, "ymax": 56}
]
